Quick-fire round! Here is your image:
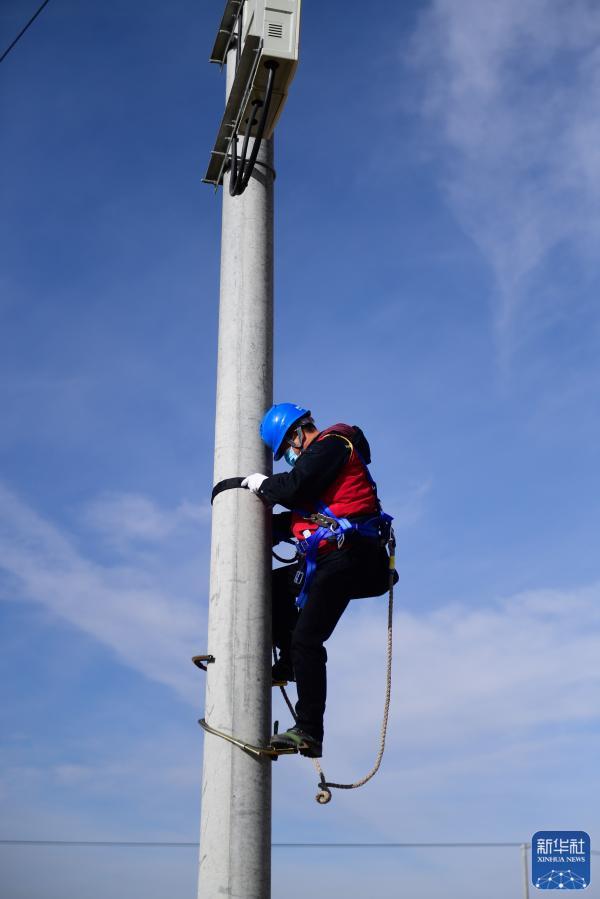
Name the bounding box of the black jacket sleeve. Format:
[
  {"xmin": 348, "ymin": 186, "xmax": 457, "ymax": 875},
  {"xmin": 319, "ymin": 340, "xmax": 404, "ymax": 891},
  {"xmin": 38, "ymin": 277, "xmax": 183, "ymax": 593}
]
[
  {"xmin": 259, "ymin": 435, "xmax": 351, "ymax": 509},
  {"xmin": 272, "ymin": 510, "xmax": 292, "ymax": 543}
]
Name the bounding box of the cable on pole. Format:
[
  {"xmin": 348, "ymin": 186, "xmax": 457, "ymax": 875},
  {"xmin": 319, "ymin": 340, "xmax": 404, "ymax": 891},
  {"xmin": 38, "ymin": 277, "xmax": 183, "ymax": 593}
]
[
  {"xmin": 230, "ymin": 100, "xmax": 260, "ymax": 196},
  {"xmin": 235, "ymin": 5, "xmax": 243, "ymax": 71},
  {"xmin": 0, "ymin": 0, "xmax": 52, "ymax": 66},
  {"xmin": 228, "ymin": 61, "xmax": 278, "ymax": 197}
]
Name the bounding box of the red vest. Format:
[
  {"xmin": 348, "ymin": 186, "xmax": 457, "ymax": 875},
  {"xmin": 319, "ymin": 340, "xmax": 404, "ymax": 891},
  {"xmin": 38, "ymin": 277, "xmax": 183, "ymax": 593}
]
[{"xmin": 291, "ymin": 426, "xmax": 379, "ymax": 543}]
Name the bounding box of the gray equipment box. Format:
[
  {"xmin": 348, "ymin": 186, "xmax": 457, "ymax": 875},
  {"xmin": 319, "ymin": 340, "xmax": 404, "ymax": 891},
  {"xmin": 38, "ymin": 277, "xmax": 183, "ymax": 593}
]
[{"xmin": 204, "ymin": 0, "xmax": 301, "ymax": 186}]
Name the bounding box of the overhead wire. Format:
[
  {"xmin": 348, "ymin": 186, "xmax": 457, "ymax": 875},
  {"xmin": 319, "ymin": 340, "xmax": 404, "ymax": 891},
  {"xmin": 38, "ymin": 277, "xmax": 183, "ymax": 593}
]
[
  {"xmin": 0, "ymin": 0, "xmax": 52, "ymax": 65},
  {"xmin": 5, "ymin": 840, "xmax": 588, "ymax": 850}
]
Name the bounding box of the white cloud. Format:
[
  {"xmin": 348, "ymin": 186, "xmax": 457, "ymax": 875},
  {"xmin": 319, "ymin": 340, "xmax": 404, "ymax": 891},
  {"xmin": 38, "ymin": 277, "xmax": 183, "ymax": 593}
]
[
  {"xmin": 2, "ymin": 482, "xmax": 599, "ymax": 832},
  {"xmin": 83, "ymin": 492, "xmax": 210, "ymax": 548},
  {"xmin": 0, "ymin": 483, "xmax": 206, "ymax": 704},
  {"xmin": 325, "ymin": 583, "xmax": 600, "ymax": 756},
  {"xmin": 411, "ymin": 0, "xmax": 600, "ymax": 359},
  {"xmin": 271, "ymin": 582, "xmax": 600, "ymax": 835}
]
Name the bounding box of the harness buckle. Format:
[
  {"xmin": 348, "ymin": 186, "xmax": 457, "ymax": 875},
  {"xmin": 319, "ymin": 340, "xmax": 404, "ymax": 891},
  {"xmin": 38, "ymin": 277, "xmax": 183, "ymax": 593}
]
[
  {"xmin": 291, "ymin": 566, "xmax": 306, "ymax": 597},
  {"xmin": 311, "ymin": 512, "xmax": 339, "ymax": 530}
]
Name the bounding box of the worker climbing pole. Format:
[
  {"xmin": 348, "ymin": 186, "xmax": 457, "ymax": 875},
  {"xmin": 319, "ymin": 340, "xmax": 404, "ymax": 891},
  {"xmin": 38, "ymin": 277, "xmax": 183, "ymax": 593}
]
[
  {"xmin": 211, "ymin": 403, "xmax": 398, "ymax": 803},
  {"xmin": 198, "ymin": 407, "xmax": 398, "ymax": 804}
]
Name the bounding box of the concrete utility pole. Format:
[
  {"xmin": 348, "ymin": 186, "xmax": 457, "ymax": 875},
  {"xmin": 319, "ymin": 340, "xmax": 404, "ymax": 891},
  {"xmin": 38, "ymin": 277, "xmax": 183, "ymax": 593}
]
[{"xmin": 198, "ymin": 46, "xmax": 275, "ymax": 899}]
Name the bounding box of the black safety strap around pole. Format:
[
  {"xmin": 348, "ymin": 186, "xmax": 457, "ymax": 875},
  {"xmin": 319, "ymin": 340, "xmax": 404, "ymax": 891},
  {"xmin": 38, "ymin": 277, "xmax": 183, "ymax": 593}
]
[{"xmin": 210, "ymin": 476, "xmax": 247, "ymax": 505}]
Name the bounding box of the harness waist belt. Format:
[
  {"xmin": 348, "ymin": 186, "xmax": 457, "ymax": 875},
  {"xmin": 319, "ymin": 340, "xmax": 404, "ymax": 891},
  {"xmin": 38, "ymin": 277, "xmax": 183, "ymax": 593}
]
[{"xmin": 294, "ymin": 505, "xmax": 394, "ymax": 609}]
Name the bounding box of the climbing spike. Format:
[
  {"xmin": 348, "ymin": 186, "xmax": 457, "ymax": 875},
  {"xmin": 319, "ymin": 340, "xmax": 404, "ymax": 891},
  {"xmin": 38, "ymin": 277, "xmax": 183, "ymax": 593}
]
[
  {"xmin": 198, "ymin": 718, "xmax": 297, "ymax": 760},
  {"xmin": 192, "ymin": 654, "xmax": 215, "ymax": 671}
]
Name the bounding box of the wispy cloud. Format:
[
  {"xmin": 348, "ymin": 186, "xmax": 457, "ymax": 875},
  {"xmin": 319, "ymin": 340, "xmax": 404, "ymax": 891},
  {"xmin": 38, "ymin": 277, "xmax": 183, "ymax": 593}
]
[
  {"xmin": 272, "ymin": 582, "xmax": 600, "ymax": 834},
  {"xmin": 2, "ymin": 483, "xmax": 599, "ymax": 843},
  {"xmin": 2, "ymin": 484, "xmax": 599, "ymax": 780},
  {"xmin": 0, "ymin": 483, "xmax": 207, "ymax": 703},
  {"xmin": 411, "ymin": 0, "xmax": 600, "ymax": 361},
  {"xmin": 326, "ymin": 583, "xmax": 600, "ymax": 756},
  {"xmin": 83, "ymin": 492, "xmax": 210, "ymax": 550}
]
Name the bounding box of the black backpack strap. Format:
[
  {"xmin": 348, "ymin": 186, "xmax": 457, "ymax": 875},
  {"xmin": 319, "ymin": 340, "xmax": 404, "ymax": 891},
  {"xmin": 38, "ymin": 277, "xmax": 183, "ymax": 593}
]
[{"xmin": 211, "ymin": 476, "xmax": 246, "ymax": 505}]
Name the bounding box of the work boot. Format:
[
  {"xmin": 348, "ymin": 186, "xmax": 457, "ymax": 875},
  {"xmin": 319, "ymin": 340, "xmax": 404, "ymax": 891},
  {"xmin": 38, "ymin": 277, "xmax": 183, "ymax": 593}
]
[
  {"xmin": 270, "ymin": 725, "xmax": 322, "ymax": 758},
  {"xmin": 272, "ymin": 658, "xmax": 295, "ymax": 685}
]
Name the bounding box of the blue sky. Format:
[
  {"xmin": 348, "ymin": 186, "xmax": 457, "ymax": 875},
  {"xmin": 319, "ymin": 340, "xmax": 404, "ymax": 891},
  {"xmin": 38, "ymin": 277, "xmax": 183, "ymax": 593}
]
[{"xmin": 1, "ymin": 0, "xmax": 600, "ymax": 896}]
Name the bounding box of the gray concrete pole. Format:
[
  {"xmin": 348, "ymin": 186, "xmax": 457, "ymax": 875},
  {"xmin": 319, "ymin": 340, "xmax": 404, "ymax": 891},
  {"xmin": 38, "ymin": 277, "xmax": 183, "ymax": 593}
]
[{"xmin": 198, "ymin": 47, "xmax": 274, "ymax": 899}]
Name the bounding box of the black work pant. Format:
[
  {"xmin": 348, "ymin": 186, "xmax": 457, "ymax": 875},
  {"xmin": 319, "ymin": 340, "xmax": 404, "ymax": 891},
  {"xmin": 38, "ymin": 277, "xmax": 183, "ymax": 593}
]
[{"xmin": 272, "ymin": 539, "xmax": 392, "ymax": 741}]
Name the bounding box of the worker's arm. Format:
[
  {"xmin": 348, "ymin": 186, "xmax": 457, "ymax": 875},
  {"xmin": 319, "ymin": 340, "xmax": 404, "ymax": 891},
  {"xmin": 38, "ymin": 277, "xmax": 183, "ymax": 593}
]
[{"xmin": 259, "ymin": 436, "xmax": 350, "ymax": 509}]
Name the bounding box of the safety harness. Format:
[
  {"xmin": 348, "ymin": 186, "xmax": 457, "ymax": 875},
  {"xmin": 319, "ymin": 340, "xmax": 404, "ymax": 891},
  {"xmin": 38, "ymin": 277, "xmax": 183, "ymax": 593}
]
[
  {"xmin": 289, "ymin": 433, "xmax": 393, "ymax": 607},
  {"xmin": 209, "ymin": 434, "xmax": 394, "ymax": 608},
  {"xmin": 291, "ymin": 505, "xmax": 393, "ymax": 608}
]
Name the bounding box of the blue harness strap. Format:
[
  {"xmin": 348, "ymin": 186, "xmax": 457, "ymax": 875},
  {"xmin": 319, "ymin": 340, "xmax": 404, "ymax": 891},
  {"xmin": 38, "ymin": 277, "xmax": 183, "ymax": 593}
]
[{"xmin": 293, "ymin": 508, "xmax": 394, "ymax": 609}]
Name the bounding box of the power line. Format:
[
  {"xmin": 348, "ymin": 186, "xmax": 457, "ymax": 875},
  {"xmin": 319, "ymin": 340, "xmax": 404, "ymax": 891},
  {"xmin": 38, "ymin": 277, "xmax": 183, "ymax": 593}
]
[
  {"xmin": 1, "ymin": 841, "xmax": 198, "ymax": 848},
  {"xmin": 6, "ymin": 840, "xmax": 598, "ymax": 851},
  {"xmin": 0, "ymin": 0, "xmax": 52, "ymax": 66},
  {"xmin": 275, "ymin": 843, "xmax": 527, "ymax": 849}
]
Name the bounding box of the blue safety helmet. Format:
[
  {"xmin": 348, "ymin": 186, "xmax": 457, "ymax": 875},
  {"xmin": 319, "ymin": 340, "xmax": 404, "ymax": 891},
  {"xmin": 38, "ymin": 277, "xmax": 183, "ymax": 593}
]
[{"xmin": 260, "ymin": 403, "xmax": 311, "ymax": 460}]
